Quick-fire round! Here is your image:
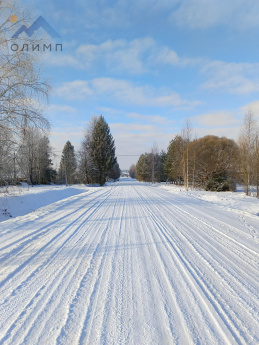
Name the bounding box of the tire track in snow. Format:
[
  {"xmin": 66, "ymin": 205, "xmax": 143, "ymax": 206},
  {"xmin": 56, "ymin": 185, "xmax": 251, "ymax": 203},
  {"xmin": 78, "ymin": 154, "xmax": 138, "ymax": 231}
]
[
  {"xmin": 0, "ymin": 188, "xmax": 102, "ymax": 249},
  {"xmin": 131, "ymin": 189, "xmax": 189, "ymax": 345},
  {"xmin": 143, "ymin": 187, "xmax": 258, "ymax": 297},
  {"xmin": 143, "ymin": 186, "xmax": 259, "ymax": 293},
  {"xmin": 158, "ymin": 187, "xmax": 258, "ymax": 255},
  {"xmin": 55, "ymin": 186, "xmax": 124, "ymax": 345},
  {"xmin": 0, "ymin": 180, "xmax": 258, "ymax": 345},
  {"xmin": 134, "ymin": 185, "xmax": 258, "ymax": 345},
  {"xmin": 0, "ymin": 188, "xmax": 113, "ymax": 344},
  {"xmin": 133, "ymin": 186, "xmax": 228, "ymax": 344},
  {"xmin": 97, "ymin": 188, "xmax": 127, "ymax": 345},
  {"xmin": 0, "ymin": 188, "xmax": 112, "ymax": 295},
  {"xmin": 0, "ymin": 189, "xmax": 111, "ymax": 265}
]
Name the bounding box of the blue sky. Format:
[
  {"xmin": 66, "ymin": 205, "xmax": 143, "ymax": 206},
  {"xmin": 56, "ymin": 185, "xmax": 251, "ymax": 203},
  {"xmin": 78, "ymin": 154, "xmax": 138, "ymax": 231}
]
[{"xmin": 19, "ymin": 0, "xmax": 259, "ymax": 168}]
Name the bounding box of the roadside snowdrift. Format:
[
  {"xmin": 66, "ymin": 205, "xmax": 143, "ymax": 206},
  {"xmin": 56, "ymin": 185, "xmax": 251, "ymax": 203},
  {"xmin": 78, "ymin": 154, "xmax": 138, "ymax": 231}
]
[
  {"xmin": 159, "ymin": 184, "xmax": 259, "ymax": 218},
  {"xmin": 0, "ymin": 185, "xmax": 89, "ymax": 222}
]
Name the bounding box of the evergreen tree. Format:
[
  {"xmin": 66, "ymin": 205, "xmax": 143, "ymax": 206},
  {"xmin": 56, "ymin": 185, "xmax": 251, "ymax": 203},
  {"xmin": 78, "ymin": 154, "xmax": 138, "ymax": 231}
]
[
  {"xmin": 36, "ymin": 136, "xmax": 53, "ymax": 184},
  {"xmin": 90, "ymin": 116, "xmax": 117, "ymax": 186},
  {"xmin": 59, "ymin": 141, "xmax": 77, "ymax": 184},
  {"xmin": 78, "ymin": 117, "xmax": 99, "ymax": 184},
  {"xmin": 108, "ymin": 162, "xmax": 121, "ymax": 181},
  {"xmin": 159, "ymin": 150, "xmax": 167, "ymax": 182}
]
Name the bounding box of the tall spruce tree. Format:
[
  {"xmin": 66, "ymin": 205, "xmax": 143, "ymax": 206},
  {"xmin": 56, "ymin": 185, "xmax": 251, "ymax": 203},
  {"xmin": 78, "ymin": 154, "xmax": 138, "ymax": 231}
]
[{"xmin": 90, "ymin": 116, "xmax": 117, "ymax": 186}]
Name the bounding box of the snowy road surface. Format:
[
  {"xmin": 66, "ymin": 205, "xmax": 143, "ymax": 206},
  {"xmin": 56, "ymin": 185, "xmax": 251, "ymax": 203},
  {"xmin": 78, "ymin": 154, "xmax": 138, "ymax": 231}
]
[{"xmin": 0, "ymin": 179, "xmax": 258, "ymax": 345}]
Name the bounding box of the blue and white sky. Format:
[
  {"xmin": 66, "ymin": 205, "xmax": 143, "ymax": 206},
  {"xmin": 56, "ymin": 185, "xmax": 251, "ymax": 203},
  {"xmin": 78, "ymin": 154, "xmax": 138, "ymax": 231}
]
[{"xmin": 20, "ymin": 0, "xmax": 259, "ymax": 168}]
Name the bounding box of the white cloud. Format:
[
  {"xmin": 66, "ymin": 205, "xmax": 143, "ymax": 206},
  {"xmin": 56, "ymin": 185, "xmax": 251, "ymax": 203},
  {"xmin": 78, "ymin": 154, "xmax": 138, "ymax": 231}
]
[
  {"xmin": 241, "ymin": 101, "xmax": 259, "ymax": 121},
  {"xmin": 190, "ymin": 99, "xmax": 259, "ymax": 140},
  {"xmin": 201, "ymin": 61, "xmax": 259, "ymax": 94},
  {"xmin": 194, "ymin": 126, "xmax": 241, "ymax": 141},
  {"xmin": 192, "ymin": 111, "xmax": 240, "ymax": 128},
  {"xmin": 45, "ymin": 38, "xmax": 156, "ymax": 73},
  {"xmin": 45, "ymin": 37, "xmax": 259, "ymax": 97},
  {"xmin": 55, "ymin": 80, "xmax": 93, "ymax": 100},
  {"xmin": 55, "ymin": 77, "xmax": 199, "ymax": 108},
  {"xmin": 45, "ymin": 37, "xmax": 201, "ymax": 73}
]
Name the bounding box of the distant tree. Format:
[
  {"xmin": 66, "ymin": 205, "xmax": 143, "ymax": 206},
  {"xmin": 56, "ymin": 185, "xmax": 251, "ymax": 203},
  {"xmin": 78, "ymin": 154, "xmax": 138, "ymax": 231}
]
[
  {"xmin": 59, "ymin": 141, "xmax": 77, "ymax": 185},
  {"xmin": 135, "ymin": 153, "xmax": 150, "ymax": 182},
  {"xmin": 135, "ymin": 148, "xmax": 165, "ymax": 183},
  {"xmin": 129, "ymin": 164, "xmax": 136, "ymax": 178},
  {"xmin": 159, "ymin": 150, "xmax": 167, "ymax": 182},
  {"xmin": 164, "ymin": 135, "xmax": 185, "ymax": 184},
  {"xmin": 150, "ymin": 143, "xmax": 160, "ymax": 183},
  {"xmin": 108, "ymin": 162, "xmax": 121, "ymax": 181}
]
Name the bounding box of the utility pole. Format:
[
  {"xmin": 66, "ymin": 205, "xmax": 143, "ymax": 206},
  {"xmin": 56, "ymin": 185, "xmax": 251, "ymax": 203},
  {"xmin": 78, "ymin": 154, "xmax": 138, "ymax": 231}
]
[{"xmin": 64, "ymin": 152, "xmax": 68, "ymax": 186}]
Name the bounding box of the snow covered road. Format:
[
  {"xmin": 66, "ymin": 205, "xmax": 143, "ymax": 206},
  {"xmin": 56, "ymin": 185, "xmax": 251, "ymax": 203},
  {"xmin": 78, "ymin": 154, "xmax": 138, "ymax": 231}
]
[{"xmin": 0, "ymin": 179, "xmax": 258, "ymax": 345}]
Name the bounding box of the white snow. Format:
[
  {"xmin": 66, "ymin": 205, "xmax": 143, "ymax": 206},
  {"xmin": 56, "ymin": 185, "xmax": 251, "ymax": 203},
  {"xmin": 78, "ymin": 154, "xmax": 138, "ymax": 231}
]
[
  {"xmin": 0, "ymin": 178, "xmax": 258, "ymax": 344},
  {"xmin": 0, "ymin": 184, "xmax": 90, "ymax": 222},
  {"xmin": 159, "ymin": 183, "xmax": 259, "ymax": 218}
]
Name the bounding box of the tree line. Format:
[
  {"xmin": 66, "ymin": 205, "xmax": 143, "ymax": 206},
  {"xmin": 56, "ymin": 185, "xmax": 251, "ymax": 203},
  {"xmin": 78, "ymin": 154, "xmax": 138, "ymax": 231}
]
[
  {"xmin": 133, "ymin": 112, "xmax": 259, "ymax": 197},
  {"xmin": 0, "ymin": 114, "xmax": 120, "ymax": 187}
]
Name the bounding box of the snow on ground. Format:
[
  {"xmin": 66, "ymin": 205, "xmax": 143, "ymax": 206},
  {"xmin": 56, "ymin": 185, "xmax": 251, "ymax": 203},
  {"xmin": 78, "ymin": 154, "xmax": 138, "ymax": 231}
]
[
  {"xmin": 0, "ymin": 178, "xmax": 258, "ymax": 344},
  {"xmin": 0, "ymin": 184, "xmax": 90, "ymax": 222},
  {"xmin": 159, "ymin": 183, "xmax": 259, "ymax": 218}
]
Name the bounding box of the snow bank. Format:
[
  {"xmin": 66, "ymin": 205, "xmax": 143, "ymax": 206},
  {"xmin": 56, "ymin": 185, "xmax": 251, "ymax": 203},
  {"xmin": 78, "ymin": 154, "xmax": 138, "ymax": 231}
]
[
  {"xmin": 0, "ymin": 184, "xmax": 89, "ymax": 222},
  {"xmin": 158, "ymin": 184, "xmax": 259, "ymax": 217}
]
